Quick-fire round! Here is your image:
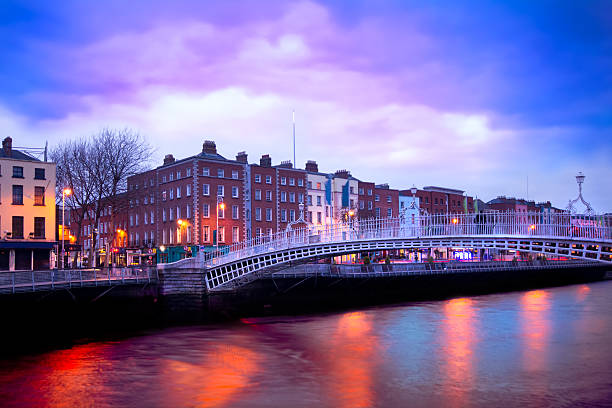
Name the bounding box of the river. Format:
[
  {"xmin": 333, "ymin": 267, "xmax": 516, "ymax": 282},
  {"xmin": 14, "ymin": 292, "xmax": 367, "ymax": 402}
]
[{"xmin": 1, "ymin": 280, "xmax": 611, "ymax": 407}]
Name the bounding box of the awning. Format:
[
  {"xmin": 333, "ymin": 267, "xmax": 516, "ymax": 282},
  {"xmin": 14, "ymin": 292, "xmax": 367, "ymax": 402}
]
[{"xmin": 0, "ymin": 241, "xmax": 57, "ymax": 249}]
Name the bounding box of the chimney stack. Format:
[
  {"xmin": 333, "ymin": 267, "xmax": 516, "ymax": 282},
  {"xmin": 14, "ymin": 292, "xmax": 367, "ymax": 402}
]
[
  {"xmin": 236, "ymin": 151, "xmax": 248, "ymax": 163},
  {"xmin": 202, "ymin": 140, "xmax": 217, "ymax": 155},
  {"xmin": 279, "ymin": 160, "xmax": 293, "ymax": 169},
  {"xmin": 163, "ymin": 154, "xmax": 175, "ymax": 165},
  {"xmin": 2, "ymin": 137, "xmax": 12, "ymax": 157},
  {"xmin": 305, "ymin": 160, "xmax": 318, "ymax": 173},
  {"xmin": 334, "ymin": 169, "xmax": 351, "ymax": 179},
  {"xmin": 260, "ymin": 154, "xmax": 272, "ymax": 167}
]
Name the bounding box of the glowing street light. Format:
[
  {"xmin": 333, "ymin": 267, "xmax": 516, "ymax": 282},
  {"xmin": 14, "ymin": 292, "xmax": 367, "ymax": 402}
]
[
  {"xmin": 452, "ymin": 218, "xmax": 458, "ymax": 225},
  {"xmin": 61, "ymin": 187, "xmax": 72, "ymax": 269},
  {"xmin": 216, "ymin": 195, "xmax": 225, "ymax": 252}
]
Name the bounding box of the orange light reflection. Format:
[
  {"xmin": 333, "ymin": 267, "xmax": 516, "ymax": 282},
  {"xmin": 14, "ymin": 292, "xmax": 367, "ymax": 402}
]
[
  {"xmin": 521, "ymin": 290, "xmax": 551, "ymax": 372},
  {"xmin": 442, "ymin": 297, "xmax": 476, "ymax": 407}
]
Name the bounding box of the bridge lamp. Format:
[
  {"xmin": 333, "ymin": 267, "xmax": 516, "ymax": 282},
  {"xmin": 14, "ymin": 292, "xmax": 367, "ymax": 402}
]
[
  {"xmin": 61, "ymin": 187, "xmax": 72, "ymax": 270},
  {"xmin": 452, "ymin": 218, "xmax": 458, "ymax": 225},
  {"xmin": 530, "ymin": 224, "xmax": 536, "ymax": 231}
]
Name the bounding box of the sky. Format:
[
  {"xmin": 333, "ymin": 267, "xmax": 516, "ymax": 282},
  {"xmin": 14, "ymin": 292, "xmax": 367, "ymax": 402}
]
[{"xmin": 1, "ymin": 0, "xmax": 611, "ymax": 211}]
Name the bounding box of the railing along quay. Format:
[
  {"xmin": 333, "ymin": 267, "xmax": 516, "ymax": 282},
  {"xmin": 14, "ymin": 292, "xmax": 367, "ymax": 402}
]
[
  {"xmin": 0, "ymin": 267, "xmax": 158, "ymax": 295},
  {"xmin": 201, "ymin": 212, "xmax": 612, "ymax": 268},
  {"xmin": 271, "ymin": 259, "xmax": 600, "ymax": 279}
]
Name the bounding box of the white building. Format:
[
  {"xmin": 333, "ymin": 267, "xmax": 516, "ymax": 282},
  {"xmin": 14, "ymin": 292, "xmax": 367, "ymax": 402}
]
[{"xmin": 399, "ymin": 192, "xmax": 420, "ymax": 231}]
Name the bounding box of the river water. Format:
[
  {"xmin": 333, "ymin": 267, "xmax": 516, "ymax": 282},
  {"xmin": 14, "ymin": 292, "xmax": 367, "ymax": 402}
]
[{"xmin": 1, "ymin": 280, "xmax": 611, "ymax": 407}]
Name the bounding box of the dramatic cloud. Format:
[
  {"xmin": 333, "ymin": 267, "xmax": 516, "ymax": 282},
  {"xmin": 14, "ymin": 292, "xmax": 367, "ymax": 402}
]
[{"xmin": 1, "ymin": 0, "xmax": 610, "ymax": 210}]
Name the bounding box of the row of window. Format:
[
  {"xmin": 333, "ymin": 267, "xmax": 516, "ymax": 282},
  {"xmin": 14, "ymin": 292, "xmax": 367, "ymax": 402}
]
[
  {"xmin": 1, "ymin": 165, "xmax": 46, "ymax": 180},
  {"xmin": 4, "ymin": 216, "xmax": 45, "ymax": 239},
  {"xmin": 2, "ymin": 185, "xmax": 46, "ymax": 206}
]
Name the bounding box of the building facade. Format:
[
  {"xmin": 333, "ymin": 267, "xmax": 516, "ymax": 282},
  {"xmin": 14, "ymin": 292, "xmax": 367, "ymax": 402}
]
[{"xmin": 0, "ymin": 137, "xmax": 56, "ymax": 270}]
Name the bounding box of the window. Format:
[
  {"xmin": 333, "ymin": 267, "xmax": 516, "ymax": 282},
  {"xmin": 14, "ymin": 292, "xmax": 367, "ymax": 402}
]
[
  {"xmin": 162, "ymin": 191, "xmax": 167, "ymax": 201},
  {"xmin": 144, "ymin": 212, "xmax": 148, "ymax": 225},
  {"xmin": 186, "ymin": 168, "xmax": 191, "ymax": 177},
  {"xmin": 289, "ymin": 192, "xmax": 295, "ymax": 203},
  {"xmin": 202, "ymin": 167, "xmax": 210, "ymax": 176},
  {"xmin": 266, "ymin": 208, "xmax": 272, "ymax": 221},
  {"xmin": 359, "ymin": 188, "xmax": 364, "ymax": 195},
  {"xmin": 266, "ymin": 190, "xmax": 272, "ymax": 201},
  {"xmin": 435, "ymin": 198, "xmax": 438, "ymax": 205},
  {"xmin": 162, "ymin": 175, "xmax": 167, "ymax": 183},
  {"xmin": 232, "ymin": 186, "xmax": 239, "ymax": 198},
  {"xmin": 255, "ymin": 189, "xmax": 262, "ymax": 200},
  {"xmin": 217, "ymin": 169, "xmax": 224, "ymax": 178},
  {"xmin": 144, "ymin": 196, "xmax": 148, "ymax": 205},
  {"xmin": 163, "ymin": 209, "xmax": 167, "ymax": 222},
  {"xmin": 218, "ymin": 206, "xmax": 225, "ymax": 219},
  {"xmin": 281, "ymin": 209, "xmax": 287, "ymax": 222},
  {"xmin": 308, "ymin": 181, "xmax": 312, "ymax": 189},
  {"xmin": 169, "ymin": 189, "xmax": 174, "ymax": 200},
  {"xmin": 34, "ymin": 217, "xmax": 45, "ymax": 238},
  {"xmin": 177, "ymin": 170, "xmax": 181, "ymax": 179},
  {"xmin": 317, "ymin": 212, "xmax": 322, "ymax": 224},
  {"xmin": 203, "ymin": 226, "xmax": 210, "ymax": 242},
  {"xmin": 255, "ymin": 174, "xmax": 261, "ymax": 183},
  {"xmin": 368, "ymin": 189, "xmax": 373, "ymax": 196},
  {"xmin": 176, "ymin": 206, "xmax": 180, "ymax": 219},
  {"xmin": 232, "ymin": 170, "xmax": 239, "ymax": 179},
  {"xmin": 255, "ymin": 228, "xmax": 262, "ymax": 237},
  {"xmin": 265, "ymin": 175, "xmax": 272, "ymax": 184},
  {"xmin": 368, "ymin": 201, "xmax": 373, "ymax": 210},
  {"xmin": 316, "ymin": 182, "xmax": 321, "ymax": 190},
  {"xmin": 135, "ymin": 214, "xmax": 139, "ymax": 226},
  {"xmin": 298, "ymin": 179, "xmax": 303, "ymax": 187},
  {"xmin": 387, "ymin": 196, "xmax": 392, "ymax": 203},
  {"xmin": 203, "ymin": 203, "xmax": 210, "ymax": 218},
  {"xmin": 387, "ymin": 208, "xmax": 392, "ymax": 217},
  {"xmin": 350, "ymin": 186, "xmax": 354, "ymax": 194},
  {"xmin": 186, "ymin": 184, "xmax": 191, "ymax": 196},
  {"xmin": 359, "ymin": 201, "xmax": 364, "ymax": 209},
  {"xmin": 308, "ymin": 195, "xmax": 312, "ymax": 205},
  {"xmin": 151, "ymin": 195, "xmax": 155, "ymax": 204},
  {"xmin": 289, "ymin": 178, "xmax": 295, "ymax": 186},
  {"xmin": 255, "ymin": 208, "xmax": 262, "ymax": 221},
  {"xmin": 169, "ymin": 173, "xmax": 174, "ymax": 181},
  {"xmin": 186, "ymin": 204, "xmax": 191, "ymax": 218},
  {"xmin": 232, "ymin": 205, "xmax": 239, "ymax": 219},
  {"xmin": 12, "ymin": 185, "xmax": 23, "ymax": 205},
  {"xmin": 176, "ymin": 186, "xmax": 181, "ymax": 198},
  {"xmin": 34, "ymin": 186, "xmax": 45, "ymax": 206},
  {"xmin": 12, "ymin": 166, "xmax": 23, "ymax": 178},
  {"xmin": 281, "ymin": 177, "xmax": 286, "ymax": 185},
  {"xmin": 298, "ymin": 193, "xmax": 304, "ymax": 203},
  {"xmin": 34, "ymin": 168, "xmax": 45, "ymax": 180},
  {"xmin": 170, "ymin": 208, "xmax": 174, "ymax": 221},
  {"xmin": 202, "ymin": 184, "xmax": 210, "ymax": 196},
  {"xmin": 232, "ymin": 226, "xmax": 239, "ymax": 243},
  {"xmin": 150, "ymin": 178, "xmax": 154, "ymax": 187},
  {"xmin": 376, "ymin": 208, "xmax": 381, "ymax": 217},
  {"xmin": 217, "ymin": 185, "xmax": 224, "ymax": 197},
  {"xmin": 280, "ymin": 191, "xmax": 287, "ymax": 202},
  {"xmin": 316, "ymin": 196, "xmax": 322, "ymax": 206},
  {"xmin": 375, "ymin": 194, "xmax": 380, "ymax": 202},
  {"xmin": 12, "ymin": 216, "xmax": 23, "ymax": 238},
  {"xmin": 290, "ymin": 210, "xmax": 295, "ymax": 221},
  {"xmin": 426, "ymin": 197, "xmax": 429, "ymax": 204},
  {"xmin": 150, "ymin": 211, "xmax": 154, "ymax": 224},
  {"xmin": 218, "ymin": 226, "xmax": 225, "ymax": 243}
]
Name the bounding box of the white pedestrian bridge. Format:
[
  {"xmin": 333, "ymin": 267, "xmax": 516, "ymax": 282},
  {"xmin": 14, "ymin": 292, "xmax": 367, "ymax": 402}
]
[{"xmin": 186, "ymin": 212, "xmax": 612, "ymax": 292}]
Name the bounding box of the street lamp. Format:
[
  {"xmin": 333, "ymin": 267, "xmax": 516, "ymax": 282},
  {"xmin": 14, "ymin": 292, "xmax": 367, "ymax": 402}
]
[
  {"xmin": 61, "ymin": 188, "xmax": 72, "ymax": 269},
  {"xmin": 216, "ymin": 195, "xmax": 225, "ymax": 252}
]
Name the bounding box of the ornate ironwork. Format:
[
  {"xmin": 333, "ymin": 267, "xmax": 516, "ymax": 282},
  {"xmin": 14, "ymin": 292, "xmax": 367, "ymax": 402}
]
[{"xmin": 567, "ymin": 172, "xmax": 594, "ymax": 215}]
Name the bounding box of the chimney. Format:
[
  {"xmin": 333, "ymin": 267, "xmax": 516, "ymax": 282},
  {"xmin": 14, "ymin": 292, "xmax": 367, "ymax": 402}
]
[
  {"xmin": 163, "ymin": 154, "xmax": 175, "ymax": 165},
  {"xmin": 334, "ymin": 169, "xmax": 350, "ymax": 179},
  {"xmin": 2, "ymin": 137, "xmax": 12, "ymax": 157},
  {"xmin": 202, "ymin": 140, "xmax": 217, "ymax": 155},
  {"xmin": 305, "ymin": 160, "xmax": 318, "ymax": 173},
  {"xmin": 260, "ymin": 154, "xmax": 272, "ymax": 167},
  {"xmin": 279, "ymin": 160, "xmax": 293, "ymax": 169},
  {"xmin": 236, "ymin": 151, "xmax": 248, "ymax": 163}
]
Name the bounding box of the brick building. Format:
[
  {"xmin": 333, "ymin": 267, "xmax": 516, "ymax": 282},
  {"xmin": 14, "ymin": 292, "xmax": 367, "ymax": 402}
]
[
  {"xmin": 405, "ymin": 186, "xmax": 474, "ymax": 215},
  {"xmin": 374, "ymin": 183, "xmax": 399, "ymax": 218}
]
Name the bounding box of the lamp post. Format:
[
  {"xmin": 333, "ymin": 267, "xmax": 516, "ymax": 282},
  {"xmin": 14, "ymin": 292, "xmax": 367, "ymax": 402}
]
[
  {"xmin": 216, "ymin": 195, "xmax": 225, "ymax": 252},
  {"xmin": 61, "ymin": 188, "xmax": 72, "ymax": 269}
]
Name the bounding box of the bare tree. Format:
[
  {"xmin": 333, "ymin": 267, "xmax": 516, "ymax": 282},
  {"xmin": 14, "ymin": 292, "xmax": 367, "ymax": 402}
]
[{"xmin": 52, "ymin": 128, "xmax": 153, "ymax": 267}]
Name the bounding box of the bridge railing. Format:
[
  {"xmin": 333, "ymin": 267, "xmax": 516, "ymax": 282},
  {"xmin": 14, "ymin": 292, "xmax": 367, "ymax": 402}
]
[
  {"xmin": 0, "ymin": 266, "xmax": 158, "ymax": 294},
  {"xmin": 202, "ymin": 212, "xmax": 612, "ymax": 267}
]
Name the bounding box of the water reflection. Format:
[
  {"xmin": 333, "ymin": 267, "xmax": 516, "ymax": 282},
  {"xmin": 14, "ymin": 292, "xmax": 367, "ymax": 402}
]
[
  {"xmin": 328, "ymin": 311, "xmax": 379, "ymax": 408},
  {"xmin": 576, "ymin": 284, "xmax": 591, "ymax": 302},
  {"xmin": 521, "ymin": 290, "xmax": 551, "ymax": 372},
  {"xmin": 441, "ymin": 298, "xmax": 477, "ymax": 407},
  {"xmin": 160, "ymin": 344, "xmax": 258, "ymax": 407}
]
